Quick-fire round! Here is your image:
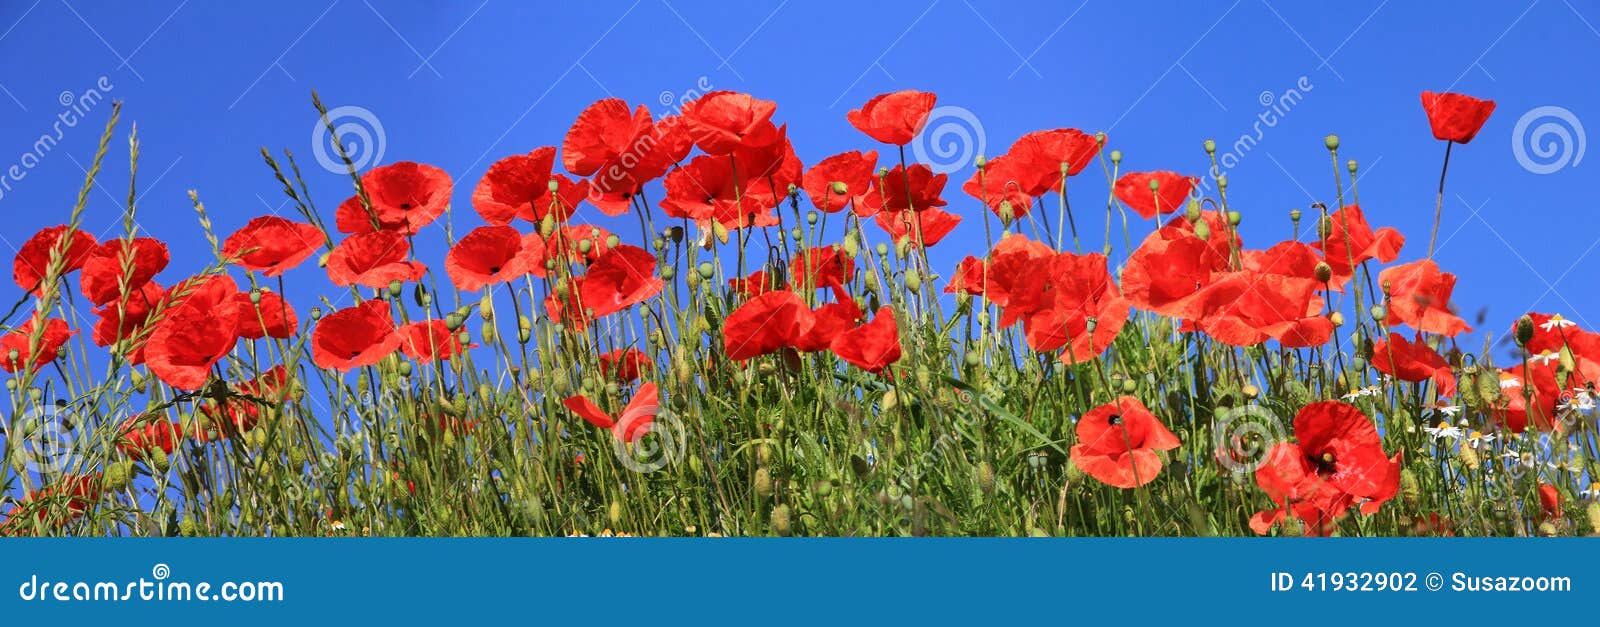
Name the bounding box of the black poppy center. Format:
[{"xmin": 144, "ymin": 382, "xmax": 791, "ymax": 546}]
[
  {"xmin": 1314, "ymin": 451, "xmax": 1338, "ymax": 475},
  {"xmin": 1107, "ymin": 413, "xmax": 1122, "ymax": 426},
  {"xmin": 489, "ymin": 266, "xmax": 502, "ymax": 274},
  {"xmin": 400, "ymin": 202, "xmax": 414, "ymax": 211}
]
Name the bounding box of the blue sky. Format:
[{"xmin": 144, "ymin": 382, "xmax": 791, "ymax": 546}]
[{"xmin": 0, "ymin": 0, "xmax": 1595, "ymax": 351}]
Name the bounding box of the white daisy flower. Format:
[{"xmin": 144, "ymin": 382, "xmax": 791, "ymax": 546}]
[
  {"xmin": 1529, "ymin": 350, "xmax": 1560, "ymax": 366},
  {"xmin": 1581, "ymin": 483, "xmax": 1600, "ymax": 499},
  {"xmin": 1424, "ymin": 421, "xmax": 1464, "ymax": 441},
  {"xmin": 1341, "ymin": 386, "xmax": 1382, "ymax": 401},
  {"xmin": 1499, "ymin": 375, "xmax": 1521, "ymax": 390},
  {"xmin": 1464, "ymin": 430, "xmax": 1495, "ymax": 448},
  {"xmin": 1539, "ymin": 314, "xmax": 1577, "ymax": 331}
]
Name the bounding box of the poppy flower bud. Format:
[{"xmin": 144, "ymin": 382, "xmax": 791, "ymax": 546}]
[
  {"xmin": 696, "ymin": 262, "xmax": 715, "ymax": 280},
  {"xmin": 178, "ymin": 515, "xmax": 198, "ymax": 537},
  {"xmin": 151, "ymin": 447, "xmax": 170, "ymax": 474},
  {"xmin": 905, "ymin": 269, "xmax": 922, "ymax": 293},
  {"xmin": 1329, "ymin": 311, "xmax": 1345, "ymax": 327},
  {"xmin": 399, "ymin": 360, "xmax": 414, "ymax": 377},
  {"xmin": 1323, "ymin": 134, "xmax": 1340, "ymax": 151},
  {"xmin": 1456, "ymin": 442, "xmax": 1480, "ymax": 471},
  {"xmin": 658, "ymin": 265, "xmax": 675, "ymax": 281},
  {"xmin": 1313, "ymin": 262, "xmax": 1332, "ymax": 283},
  {"xmin": 1121, "ymin": 378, "xmax": 1137, "ymax": 393},
  {"xmin": 547, "ymin": 178, "xmax": 560, "ymax": 194},
  {"xmin": 479, "ymin": 295, "xmax": 495, "ymax": 321},
  {"xmin": 1110, "ymin": 149, "xmax": 1122, "ymax": 164},
  {"xmin": 875, "ymin": 243, "xmax": 889, "ymax": 257},
  {"xmin": 770, "ymin": 504, "xmax": 792, "ymax": 536},
  {"xmin": 974, "ymin": 154, "xmax": 986, "ymax": 169},
  {"xmin": 1203, "ymin": 139, "xmax": 1217, "ymax": 154},
  {"xmin": 1192, "ymin": 221, "xmax": 1211, "ymax": 241},
  {"xmin": 1290, "ymin": 208, "xmax": 1301, "ymax": 222},
  {"xmin": 753, "ymin": 466, "xmax": 773, "ymax": 499},
  {"xmin": 964, "ymin": 351, "xmax": 981, "ymax": 367},
  {"xmin": 1184, "ymin": 199, "xmax": 1201, "ymax": 222},
  {"xmin": 309, "ymin": 307, "xmax": 323, "ymax": 321},
  {"xmin": 1370, "ymin": 304, "xmax": 1386, "ymax": 321},
  {"xmin": 577, "ymin": 239, "xmax": 593, "ymax": 255},
  {"xmin": 539, "ymin": 214, "xmax": 557, "ymax": 237},
  {"xmin": 841, "ymin": 235, "xmax": 860, "ymax": 258},
  {"xmin": 1586, "ymin": 502, "xmax": 1600, "ymax": 535},
  {"xmin": 998, "ymin": 200, "xmax": 1016, "ymax": 225},
  {"xmin": 444, "ymin": 313, "xmax": 464, "ymax": 331},
  {"xmin": 712, "ymin": 221, "xmax": 730, "ymax": 245},
  {"xmin": 1316, "ymin": 215, "xmax": 1332, "ymax": 239},
  {"xmin": 318, "ymin": 251, "xmax": 331, "ymax": 268},
  {"xmin": 895, "ymin": 237, "xmax": 912, "ymax": 259},
  {"xmin": 790, "ymin": 228, "xmax": 803, "ymax": 242},
  {"xmin": 1215, "ymin": 174, "xmax": 1228, "ymax": 189},
  {"xmin": 1515, "ymin": 315, "xmax": 1535, "ymax": 347},
  {"xmin": 1346, "ymin": 159, "xmax": 1358, "ymax": 174},
  {"xmin": 1227, "ymin": 210, "xmax": 1241, "ymax": 226}
]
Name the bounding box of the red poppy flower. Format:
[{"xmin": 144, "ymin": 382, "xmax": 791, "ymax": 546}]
[
  {"xmin": 1490, "ymin": 364, "xmax": 1561, "ymax": 433},
  {"xmin": 1012, "ymin": 252, "xmax": 1133, "ymax": 363},
  {"xmin": 573, "ymin": 244, "xmax": 663, "ymax": 320},
  {"xmin": 723, "ymin": 290, "xmax": 814, "ymax": 361},
  {"xmin": 1239, "ymin": 241, "xmax": 1324, "ymax": 286},
  {"xmin": 874, "ymin": 206, "xmax": 961, "ymax": 248},
  {"xmin": 144, "ymin": 275, "xmax": 243, "ymax": 390},
  {"xmin": 1121, "ymin": 213, "xmax": 1235, "ymax": 319},
  {"xmin": 1371, "ymin": 332, "xmax": 1456, "ymax": 397},
  {"xmin": 91, "ymin": 280, "xmax": 164, "ymax": 357},
  {"xmin": 194, "ymin": 366, "xmax": 291, "ymax": 439},
  {"xmin": 1537, "ymin": 484, "xmax": 1563, "ymax": 520},
  {"xmin": 0, "ymin": 316, "xmax": 75, "ymax": 374},
  {"xmin": 446, "ymin": 226, "xmax": 530, "ymax": 291},
  {"xmin": 326, "ymin": 230, "xmax": 428, "ymax": 289},
  {"xmin": 1515, "ymin": 313, "xmax": 1600, "ymax": 386},
  {"xmin": 683, "ymin": 91, "xmax": 780, "ymax": 155},
  {"xmin": 562, "ymin": 382, "xmax": 660, "ymax": 443},
  {"xmin": 830, "ymin": 306, "xmax": 901, "ymax": 374},
  {"xmin": 0, "ymin": 472, "xmax": 101, "ymax": 533},
  {"xmin": 220, "ymin": 216, "xmax": 325, "ymax": 277},
  {"xmin": 1251, "ymin": 402, "xmax": 1401, "ymax": 535},
  {"xmin": 334, "ymin": 161, "xmax": 453, "ymax": 236},
  {"xmin": 944, "ymin": 256, "xmax": 987, "ymax": 296},
  {"xmin": 790, "ymin": 246, "xmax": 854, "ymax": 291},
  {"xmin": 1187, "ymin": 271, "xmax": 1333, "ymax": 348},
  {"xmin": 795, "ymin": 297, "xmax": 863, "ymax": 353},
  {"xmin": 1420, "ymin": 91, "xmax": 1496, "ymax": 144},
  {"xmin": 847, "ymin": 90, "xmax": 937, "ymax": 145},
  {"xmin": 599, "ymin": 348, "xmax": 654, "ymax": 383},
  {"xmin": 116, "ymin": 418, "xmax": 181, "ymax": 457},
  {"xmin": 562, "ymin": 98, "xmax": 654, "ymax": 176},
  {"xmin": 802, "ymin": 150, "xmax": 878, "ymax": 213},
  {"xmin": 961, "ymin": 154, "xmax": 1035, "ymax": 221},
  {"xmin": 1378, "ymin": 259, "xmax": 1470, "ymax": 337},
  {"xmin": 733, "ymin": 125, "xmax": 804, "ymax": 196},
  {"xmin": 13, "ymin": 225, "xmax": 97, "ymax": 295},
  {"xmin": 473, "ymin": 148, "xmax": 589, "ymax": 224},
  {"xmin": 983, "ymin": 234, "xmax": 1057, "ymax": 318},
  {"xmin": 661, "ymin": 155, "xmax": 778, "ymax": 227},
  {"xmin": 312, "ymin": 300, "xmax": 401, "ymax": 371},
  {"xmin": 873, "ymin": 164, "xmax": 947, "ymax": 213},
  {"xmin": 235, "ymin": 290, "xmax": 298, "ymax": 340},
  {"xmin": 1309, "ymin": 204, "xmax": 1403, "ymax": 288},
  {"xmin": 1069, "ymin": 396, "xmax": 1181, "ymax": 489},
  {"xmin": 729, "ymin": 269, "xmax": 788, "ymax": 297},
  {"xmin": 1114, "ymin": 171, "xmax": 1197, "ymax": 219},
  {"xmin": 79, "ymin": 238, "xmax": 170, "ymax": 306},
  {"xmin": 1010, "ymin": 128, "xmax": 1102, "ymax": 196},
  {"xmin": 398, "ymin": 319, "xmax": 470, "ymax": 364}
]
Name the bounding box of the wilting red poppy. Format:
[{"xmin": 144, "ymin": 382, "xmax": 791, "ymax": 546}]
[
  {"xmin": 1069, "ymin": 395, "xmax": 1181, "ymax": 489},
  {"xmin": 446, "ymin": 226, "xmax": 530, "ymax": 291},
  {"xmin": 13, "ymin": 225, "xmax": 97, "ymax": 295},
  {"xmin": 961, "ymin": 154, "xmax": 1035, "ymax": 221},
  {"xmin": 563, "ymin": 382, "xmax": 661, "ymax": 443},
  {"xmin": 723, "ymin": 290, "xmax": 814, "ymax": 361},
  {"xmin": 1114, "ymin": 171, "xmax": 1197, "ymax": 219},
  {"xmin": 1378, "ymin": 259, "xmax": 1470, "ymax": 336},
  {"xmin": 312, "ymin": 300, "xmax": 401, "ymax": 371},
  {"xmin": 684, "ymin": 91, "xmax": 780, "ymax": 155},
  {"xmin": 1309, "ymin": 204, "xmax": 1403, "ymax": 289},
  {"xmin": 1537, "ymin": 484, "xmax": 1563, "ymax": 520},
  {"xmin": 326, "ymin": 230, "xmax": 428, "ymax": 289},
  {"xmin": 398, "ymin": 319, "xmax": 469, "ymax": 364},
  {"xmin": 221, "ymin": 216, "xmax": 325, "ymax": 276},
  {"xmin": 473, "ymin": 147, "xmax": 589, "ymax": 224},
  {"xmin": 144, "ymin": 275, "xmax": 243, "ymax": 390},
  {"xmin": 1121, "ymin": 212, "xmax": 1235, "ymax": 319},
  {"xmin": 1251, "ymin": 402, "xmax": 1401, "ymax": 535},
  {"xmin": 729, "ymin": 269, "xmax": 787, "ymax": 297},
  {"xmin": 79, "ymin": 238, "xmax": 170, "ymax": 306},
  {"xmin": 334, "ymin": 162, "xmax": 453, "ymax": 236},
  {"xmin": 235, "ymin": 290, "xmax": 298, "ymax": 340},
  {"xmin": 599, "ymin": 348, "xmax": 653, "ymax": 383},
  {"xmin": 875, "ymin": 206, "xmax": 961, "ymax": 248},
  {"xmin": 116, "ymin": 418, "xmax": 181, "ymax": 457},
  {"xmin": 574, "ymin": 244, "xmax": 664, "ymax": 319},
  {"xmin": 831, "ymin": 306, "xmax": 901, "ymax": 374},
  {"xmin": 847, "ymin": 90, "xmax": 937, "ymax": 145},
  {"xmin": 1420, "ymin": 91, "xmax": 1496, "ymax": 144},
  {"xmin": 0, "ymin": 316, "xmax": 75, "ymax": 374},
  {"xmin": 1010, "ymin": 128, "xmax": 1102, "ymax": 196},
  {"xmin": 790, "ymin": 246, "xmax": 854, "ymax": 291},
  {"xmin": 802, "ymin": 150, "xmax": 877, "ymax": 213},
  {"xmin": 1371, "ymin": 332, "xmax": 1456, "ymax": 397},
  {"xmin": 944, "ymin": 256, "xmax": 987, "ymax": 296}
]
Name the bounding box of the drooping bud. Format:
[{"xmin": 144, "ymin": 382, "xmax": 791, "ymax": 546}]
[
  {"xmin": 1192, "ymin": 221, "xmax": 1211, "ymax": 241},
  {"xmin": 1184, "ymin": 199, "xmax": 1202, "ymax": 222},
  {"xmin": 1313, "ymin": 262, "xmax": 1332, "ymax": 283},
  {"xmin": 1515, "ymin": 315, "xmax": 1535, "ymax": 347}
]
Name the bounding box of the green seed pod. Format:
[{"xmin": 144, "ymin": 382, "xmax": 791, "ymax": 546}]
[
  {"xmin": 830, "ymin": 181, "xmax": 848, "ymax": 195},
  {"xmin": 1289, "ymin": 208, "xmax": 1302, "ymax": 222},
  {"xmin": 660, "ymin": 265, "xmax": 676, "ymax": 281},
  {"xmin": 1121, "ymin": 378, "xmax": 1137, "ymax": 394},
  {"xmin": 388, "ymin": 280, "xmax": 403, "ymax": 299},
  {"xmin": 1400, "ymin": 469, "xmax": 1421, "ymax": 507},
  {"xmin": 977, "ymin": 461, "xmax": 997, "ymax": 494},
  {"xmin": 1346, "ymin": 159, "xmax": 1358, "ymax": 174},
  {"xmin": 1109, "ymin": 149, "xmax": 1123, "ymax": 164},
  {"xmin": 1515, "ymin": 315, "xmax": 1536, "ymax": 347},
  {"xmin": 1323, "ymin": 134, "xmax": 1340, "ymax": 151},
  {"xmin": 444, "ymin": 313, "xmax": 464, "ymax": 331},
  {"xmin": 696, "ymin": 262, "xmax": 715, "ymax": 280},
  {"xmin": 904, "ymin": 269, "xmax": 922, "ymax": 293},
  {"xmin": 790, "ymin": 227, "xmax": 803, "ymax": 242},
  {"xmin": 1370, "ymin": 304, "xmax": 1387, "ymax": 322},
  {"xmin": 151, "ymin": 447, "xmax": 171, "ymax": 474},
  {"xmin": 540, "ymin": 214, "xmax": 557, "ymax": 237},
  {"xmin": 103, "ymin": 460, "xmax": 135, "ymax": 491},
  {"xmin": 806, "ymin": 211, "xmax": 819, "ymax": 225},
  {"xmin": 605, "ymin": 234, "xmax": 620, "ymax": 249},
  {"xmin": 608, "ymin": 501, "xmax": 623, "ymax": 527},
  {"xmin": 875, "ymin": 242, "xmax": 889, "ymax": 257},
  {"xmin": 1227, "ymin": 210, "xmax": 1242, "ymax": 226},
  {"xmin": 754, "ymin": 467, "xmax": 774, "ymax": 499},
  {"xmin": 964, "ymin": 351, "xmax": 981, "ymax": 367},
  {"xmin": 1193, "ymin": 221, "xmax": 1211, "ymax": 241},
  {"xmin": 178, "ymin": 515, "xmax": 198, "ymax": 537},
  {"xmin": 1203, "ymin": 139, "xmax": 1217, "ymax": 154},
  {"xmin": 1184, "ymin": 199, "xmax": 1202, "ymax": 222},
  {"xmin": 1586, "ymin": 502, "xmax": 1600, "ymax": 535}
]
